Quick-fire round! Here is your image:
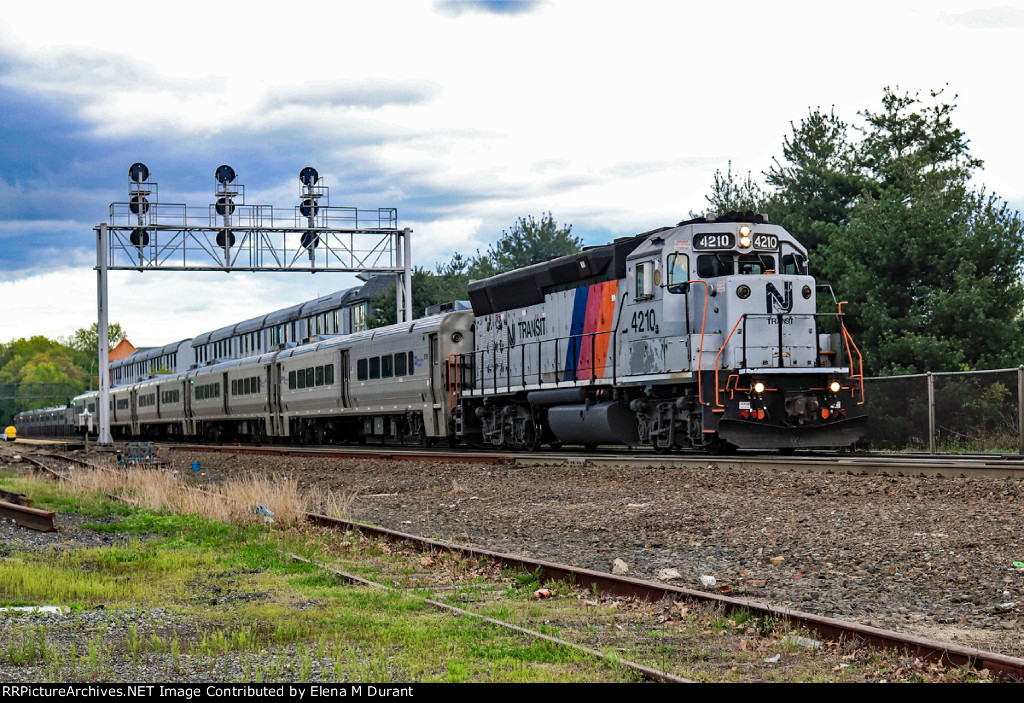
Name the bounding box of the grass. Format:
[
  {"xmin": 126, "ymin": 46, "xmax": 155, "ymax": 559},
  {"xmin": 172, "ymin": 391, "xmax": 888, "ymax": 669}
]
[
  {"xmin": 0, "ymin": 465, "xmax": 1000, "ymax": 683},
  {"xmin": 0, "ymin": 469, "xmax": 626, "ymax": 683}
]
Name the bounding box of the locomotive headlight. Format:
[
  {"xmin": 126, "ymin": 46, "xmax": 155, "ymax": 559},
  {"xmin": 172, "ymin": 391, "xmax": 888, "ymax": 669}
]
[
  {"xmin": 753, "ymin": 381, "xmax": 765, "ymax": 395},
  {"xmin": 829, "ymin": 381, "xmax": 841, "ymax": 393},
  {"xmin": 738, "ymin": 226, "xmax": 752, "ymax": 248},
  {"xmin": 802, "ymin": 285, "xmax": 812, "ymax": 299},
  {"xmin": 736, "ymin": 284, "xmax": 751, "ymax": 299}
]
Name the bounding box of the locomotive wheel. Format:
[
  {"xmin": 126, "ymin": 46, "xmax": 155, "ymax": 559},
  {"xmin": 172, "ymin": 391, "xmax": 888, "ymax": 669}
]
[
  {"xmin": 706, "ymin": 435, "xmax": 736, "ymax": 455},
  {"xmin": 548, "ymin": 440, "xmax": 562, "ymax": 451},
  {"xmin": 521, "ymin": 421, "xmax": 540, "ymax": 452},
  {"xmin": 583, "ymin": 443, "xmax": 598, "ymax": 452}
]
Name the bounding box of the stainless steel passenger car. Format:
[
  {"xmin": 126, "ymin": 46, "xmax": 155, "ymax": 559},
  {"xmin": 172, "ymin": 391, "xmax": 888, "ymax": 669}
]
[{"xmin": 86, "ymin": 310, "xmax": 475, "ymax": 445}]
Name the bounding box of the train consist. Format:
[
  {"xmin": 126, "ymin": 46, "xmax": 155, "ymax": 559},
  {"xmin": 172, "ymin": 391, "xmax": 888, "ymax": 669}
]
[{"xmin": 16, "ymin": 214, "xmax": 866, "ymax": 452}]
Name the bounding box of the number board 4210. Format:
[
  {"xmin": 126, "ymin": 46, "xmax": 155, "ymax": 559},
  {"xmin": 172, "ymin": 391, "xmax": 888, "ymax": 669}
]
[{"xmin": 693, "ymin": 232, "xmax": 779, "ymax": 250}]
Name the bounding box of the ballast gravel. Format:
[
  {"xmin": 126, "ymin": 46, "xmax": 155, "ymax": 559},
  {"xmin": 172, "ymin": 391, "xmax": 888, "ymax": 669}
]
[
  {"xmin": 1, "ymin": 444, "xmax": 1022, "ymax": 681},
  {"xmin": 164, "ymin": 450, "xmax": 1024, "ymax": 658}
]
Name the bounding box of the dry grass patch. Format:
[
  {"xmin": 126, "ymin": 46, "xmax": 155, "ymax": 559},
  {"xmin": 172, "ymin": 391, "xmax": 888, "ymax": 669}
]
[
  {"xmin": 65, "ymin": 466, "xmax": 311, "ymax": 526},
  {"xmin": 303, "ymin": 485, "xmax": 358, "ymax": 520}
]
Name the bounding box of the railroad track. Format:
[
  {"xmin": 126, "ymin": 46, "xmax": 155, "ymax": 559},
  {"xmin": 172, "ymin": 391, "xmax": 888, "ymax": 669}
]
[
  {"xmin": 18, "ymin": 437, "xmax": 1024, "ymax": 478},
  {"xmin": 12, "ymin": 450, "xmax": 1024, "ymax": 681},
  {"xmin": 162, "ymin": 442, "xmax": 1024, "ymax": 479}
]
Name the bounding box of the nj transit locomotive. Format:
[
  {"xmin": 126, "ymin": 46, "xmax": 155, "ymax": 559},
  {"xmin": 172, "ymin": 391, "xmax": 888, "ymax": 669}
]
[{"xmin": 16, "ymin": 214, "xmax": 865, "ymax": 452}]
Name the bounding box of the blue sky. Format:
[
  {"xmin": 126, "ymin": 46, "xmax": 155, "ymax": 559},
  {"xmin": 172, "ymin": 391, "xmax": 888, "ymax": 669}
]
[{"xmin": 1, "ymin": 1, "xmax": 1022, "ymax": 346}]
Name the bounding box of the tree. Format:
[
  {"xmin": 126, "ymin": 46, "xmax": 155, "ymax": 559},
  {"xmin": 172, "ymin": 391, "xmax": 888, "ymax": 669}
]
[
  {"xmin": 700, "ymin": 87, "xmax": 1024, "ymax": 375},
  {"xmin": 367, "ymin": 254, "xmax": 471, "ymax": 328},
  {"xmin": 467, "ymin": 213, "xmax": 582, "ymax": 279},
  {"xmin": 367, "ymin": 214, "xmax": 581, "ymax": 328},
  {"xmin": 821, "ymin": 88, "xmax": 1024, "ymax": 374},
  {"xmin": 62, "ymin": 322, "xmax": 126, "ymax": 354},
  {"xmin": 763, "ymin": 107, "xmax": 864, "ymax": 258},
  {"xmin": 695, "ymin": 161, "xmax": 767, "ymax": 218},
  {"xmin": 0, "ymin": 336, "xmax": 89, "ymax": 425}
]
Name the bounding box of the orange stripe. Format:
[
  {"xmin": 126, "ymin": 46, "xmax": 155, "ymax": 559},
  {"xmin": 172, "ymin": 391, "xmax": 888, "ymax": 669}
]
[{"xmin": 593, "ymin": 280, "xmax": 617, "ymax": 378}]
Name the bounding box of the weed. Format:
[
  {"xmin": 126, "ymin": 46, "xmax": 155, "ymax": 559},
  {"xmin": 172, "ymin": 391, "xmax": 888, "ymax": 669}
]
[{"xmin": 445, "ymin": 661, "xmax": 468, "ymax": 682}]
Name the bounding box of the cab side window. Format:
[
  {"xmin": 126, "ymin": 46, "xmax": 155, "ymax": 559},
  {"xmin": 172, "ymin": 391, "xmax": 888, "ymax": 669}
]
[
  {"xmin": 666, "ymin": 253, "xmax": 689, "ymax": 293},
  {"xmin": 635, "ymin": 261, "xmax": 655, "ymax": 299}
]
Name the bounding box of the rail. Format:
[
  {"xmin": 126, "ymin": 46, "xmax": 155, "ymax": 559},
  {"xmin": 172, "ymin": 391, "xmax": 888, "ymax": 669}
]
[{"xmin": 449, "ymin": 328, "xmax": 618, "ymax": 404}]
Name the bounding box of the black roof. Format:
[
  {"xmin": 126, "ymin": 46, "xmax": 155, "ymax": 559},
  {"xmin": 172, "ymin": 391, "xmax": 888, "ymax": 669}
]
[{"xmin": 467, "ymin": 228, "xmax": 669, "ymax": 315}]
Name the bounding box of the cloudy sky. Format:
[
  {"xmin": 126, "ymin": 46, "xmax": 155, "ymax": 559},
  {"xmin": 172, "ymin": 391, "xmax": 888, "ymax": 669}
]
[{"xmin": 1, "ymin": 0, "xmax": 1022, "ymax": 348}]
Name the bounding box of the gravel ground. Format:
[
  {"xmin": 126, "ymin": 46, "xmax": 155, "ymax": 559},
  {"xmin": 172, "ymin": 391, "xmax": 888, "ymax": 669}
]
[
  {"xmin": 157, "ymin": 448, "xmax": 1024, "ymax": 658},
  {"xmin": 2, "ymin": 442, "xmax": 1023, "ymax": 676}
]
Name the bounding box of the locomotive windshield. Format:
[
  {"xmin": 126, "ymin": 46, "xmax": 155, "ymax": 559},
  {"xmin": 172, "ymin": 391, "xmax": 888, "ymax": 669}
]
[
  {"xmin": 697, "ymin": 254, "xmax": 733, "ymax": 278},
  {"xmin": 737, "ymin": 254, "xmax": 775, "ymax": 275},
  {"xmin": 696, "ymin": 253, "xmax": 777, "ymax": 278},
  {"xmin": 781, "ymin": 252, "xmax": 808, "ymax": 275}
]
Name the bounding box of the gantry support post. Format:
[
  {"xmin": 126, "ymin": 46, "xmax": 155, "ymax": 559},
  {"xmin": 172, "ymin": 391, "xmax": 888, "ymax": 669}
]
[{"xmin": 96, "ymin": 223, "xmax": 112, "ymax": 445}]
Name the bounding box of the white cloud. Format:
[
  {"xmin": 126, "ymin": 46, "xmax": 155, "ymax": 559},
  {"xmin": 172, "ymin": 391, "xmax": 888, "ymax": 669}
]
[
  {"xmin": 2, "ymin": 1, "xmax": 1024, "ymax": 346},
  {"xmin": 0, "ymin": 267, "xmax": 364, "ymax": 347}
]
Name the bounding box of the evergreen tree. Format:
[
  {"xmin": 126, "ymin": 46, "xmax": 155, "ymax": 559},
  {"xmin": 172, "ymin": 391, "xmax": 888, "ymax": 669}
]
[
  {"xmin": 822, "ymin": 88, "xmax": 1024, "ymax": 373},
  {"xmin": 697, "ymin": 161, "xmax": 767, "ymax": 218},
  {"xmin": 468, "ymin": 213, "xmax": 581, "ymax": 278},
  {"xmin": 763, "ymin": 107, "xmax": 863, "ymax": 258},
  {"xmin": 700, "ymin": 87, "xmax": 1024, "ymax": 374}
]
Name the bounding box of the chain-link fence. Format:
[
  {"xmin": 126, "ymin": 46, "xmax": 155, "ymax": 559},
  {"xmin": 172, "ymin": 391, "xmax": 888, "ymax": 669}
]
[{"xmin": 863, "ymin": 367, "xmax": 1023, "ymax": 453}]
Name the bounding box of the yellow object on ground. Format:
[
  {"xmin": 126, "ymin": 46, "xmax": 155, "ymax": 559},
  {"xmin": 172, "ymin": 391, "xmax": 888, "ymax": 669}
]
[{"xmin": 3, "ymin": 426, "xmax": 15, "ymax": 440}]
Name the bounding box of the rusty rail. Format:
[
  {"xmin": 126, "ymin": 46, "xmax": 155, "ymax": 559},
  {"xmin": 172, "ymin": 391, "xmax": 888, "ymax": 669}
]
[
  {"xmin": 306, "ymin": 512, "xmax": 1024, "ymax": 681},
  {"xmin": 0, "ymin": 500, "xmax": 55, "ymax": 532}
]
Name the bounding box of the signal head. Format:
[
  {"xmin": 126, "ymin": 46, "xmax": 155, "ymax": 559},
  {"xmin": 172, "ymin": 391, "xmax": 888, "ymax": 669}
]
[
  {"xmin": 129, "ymin": 162, "xmax": 149, "ymax": 183},
  {"xmin": 215, "ymin": 164, "xmax": 236, "ymax": 184}
]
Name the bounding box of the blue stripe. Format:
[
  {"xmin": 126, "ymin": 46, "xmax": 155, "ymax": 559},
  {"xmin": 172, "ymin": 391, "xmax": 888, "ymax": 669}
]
[{"xmin": 563, "ymin": 286, "xmax": 590, "ymax": 381}]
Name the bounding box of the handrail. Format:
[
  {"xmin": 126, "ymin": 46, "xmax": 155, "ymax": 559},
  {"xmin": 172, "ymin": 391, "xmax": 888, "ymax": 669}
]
[
  {"xmin": 462, "ymin": 329, "xmax": 618, "ymax": 396},
  {"xmin": 837, "ymin": 302, "xmax": 865, "ymax": 405},
  {"xmin": 713, "ymin": 316, "xmax": 747, "ymax": 408},
  {"xmin": 685, "ymin": 280, "xmax": 711, "ymax": 406},
  {"xmin": 447, "ymin": 354, "xmax": 458, "ymax": 412},
  {"xmin": 450, "ymin": 296, "xmax": 864, "ymax": 414},
  {"xmin": 710, "ymin": 308, "xmax": 863, "ymax": 408}
]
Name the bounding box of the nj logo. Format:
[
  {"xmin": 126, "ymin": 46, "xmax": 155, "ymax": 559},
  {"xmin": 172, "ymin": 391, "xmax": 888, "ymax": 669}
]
[{"xmin": 766, "ymin": 281, "xmax": 793, "ymax": 314}]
